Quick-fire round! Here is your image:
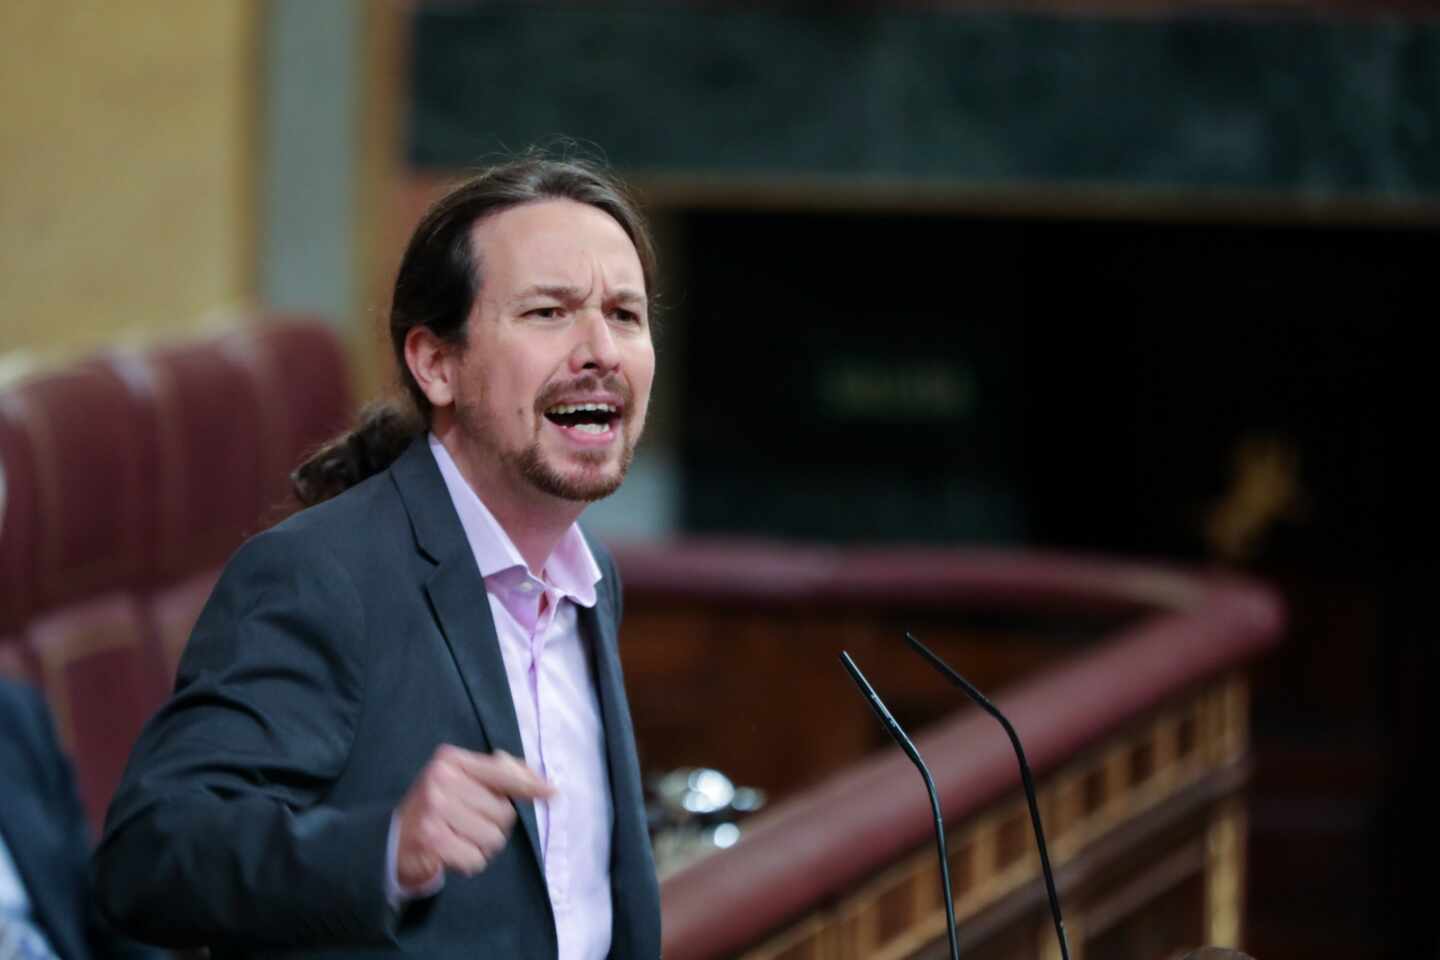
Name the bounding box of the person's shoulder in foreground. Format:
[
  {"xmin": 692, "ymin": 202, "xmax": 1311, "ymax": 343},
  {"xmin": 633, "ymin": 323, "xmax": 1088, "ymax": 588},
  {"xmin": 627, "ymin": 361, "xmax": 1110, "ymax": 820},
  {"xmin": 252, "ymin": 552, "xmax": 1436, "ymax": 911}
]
[{"xmin": 1, "ymin": 678, "xmax": 160, "ymax": 960}]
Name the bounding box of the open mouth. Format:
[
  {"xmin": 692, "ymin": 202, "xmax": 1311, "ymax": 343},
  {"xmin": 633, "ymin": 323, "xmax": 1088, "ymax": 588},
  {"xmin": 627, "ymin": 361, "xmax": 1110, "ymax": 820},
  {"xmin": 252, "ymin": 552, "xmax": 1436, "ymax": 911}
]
[{"xmin": 544, "ymin": 402, "xmax": 620, "ymax": 436}]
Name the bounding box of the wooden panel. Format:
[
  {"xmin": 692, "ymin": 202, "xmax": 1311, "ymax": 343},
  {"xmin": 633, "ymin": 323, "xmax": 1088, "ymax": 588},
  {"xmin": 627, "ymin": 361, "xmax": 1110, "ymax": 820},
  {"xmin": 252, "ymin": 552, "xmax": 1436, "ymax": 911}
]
[
  {"xmin": 653, "ymin": 543, "xmax": 1282, "ymax": 958},
  {"xmin": 710, "ymin": 677, "xmax": 1254, "ymax": 960},
  {"xmin": 623, "ymin": 603, "xmax": 1087, "ymax": 800}
]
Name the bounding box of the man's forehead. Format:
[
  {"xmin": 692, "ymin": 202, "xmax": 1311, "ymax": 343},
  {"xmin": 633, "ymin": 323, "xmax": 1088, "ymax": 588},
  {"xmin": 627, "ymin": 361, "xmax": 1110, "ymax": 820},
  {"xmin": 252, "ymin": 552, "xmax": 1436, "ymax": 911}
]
[{"xmin": 471, "ymin": 199, "xmax": 642, "ymax": 275}]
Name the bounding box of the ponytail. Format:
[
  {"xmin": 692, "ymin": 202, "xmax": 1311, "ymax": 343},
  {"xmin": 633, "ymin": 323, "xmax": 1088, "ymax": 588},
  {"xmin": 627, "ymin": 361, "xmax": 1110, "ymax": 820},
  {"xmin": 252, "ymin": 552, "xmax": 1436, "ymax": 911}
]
[{"xmin": 290, "ymin": 401, "xmax": 423, "ymax": 508}]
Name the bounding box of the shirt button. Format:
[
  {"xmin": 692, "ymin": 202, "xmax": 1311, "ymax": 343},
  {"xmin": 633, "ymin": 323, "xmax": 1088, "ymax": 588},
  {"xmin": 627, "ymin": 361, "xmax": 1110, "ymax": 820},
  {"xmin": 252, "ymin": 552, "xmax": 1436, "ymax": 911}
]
[{"xmin": 517, "ymin": 581, "xmax": 535, "ymax": 593}]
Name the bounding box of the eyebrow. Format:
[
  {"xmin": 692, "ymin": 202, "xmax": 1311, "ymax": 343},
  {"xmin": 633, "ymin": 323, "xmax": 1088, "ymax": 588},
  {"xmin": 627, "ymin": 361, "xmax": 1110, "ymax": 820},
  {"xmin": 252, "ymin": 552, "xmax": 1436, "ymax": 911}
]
[{"xmin": 514, "ymin": 284, "xmax": 647, "ymax": 307}]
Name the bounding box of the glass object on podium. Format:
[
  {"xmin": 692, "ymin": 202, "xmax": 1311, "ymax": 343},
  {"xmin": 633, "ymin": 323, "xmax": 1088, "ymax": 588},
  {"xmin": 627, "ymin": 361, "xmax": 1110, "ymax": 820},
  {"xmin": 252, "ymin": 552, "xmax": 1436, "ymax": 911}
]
[{"xmin": 646, "ymin": 766, "xmax": 766, "ymax": 878}]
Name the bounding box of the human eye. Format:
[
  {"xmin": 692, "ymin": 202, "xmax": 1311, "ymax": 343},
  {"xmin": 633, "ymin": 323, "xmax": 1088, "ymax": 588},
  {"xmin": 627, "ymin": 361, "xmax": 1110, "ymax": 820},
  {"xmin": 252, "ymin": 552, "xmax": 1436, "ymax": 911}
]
[
  {"xmin": 524, "ymin": 305, "xmax": 565, "ymax": 320},
  {"xmin": 609, "ymin": 306, "xmax": 644, "ymax": 327}
]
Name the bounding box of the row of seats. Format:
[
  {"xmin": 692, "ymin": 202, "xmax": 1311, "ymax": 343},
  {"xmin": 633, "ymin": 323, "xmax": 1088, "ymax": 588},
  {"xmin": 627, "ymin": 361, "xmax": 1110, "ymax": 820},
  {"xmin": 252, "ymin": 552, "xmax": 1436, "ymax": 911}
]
[{"xmin": 0, "ymin": 317, "xmax": 353, "ymax": 828}]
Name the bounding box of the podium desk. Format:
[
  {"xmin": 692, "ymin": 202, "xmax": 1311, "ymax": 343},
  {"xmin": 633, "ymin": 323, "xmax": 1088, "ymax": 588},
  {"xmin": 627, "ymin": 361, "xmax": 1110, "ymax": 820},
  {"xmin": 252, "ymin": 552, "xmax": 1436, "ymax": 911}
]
[{"xmin": 611, "ymin": 543, "xmax": 1282, "ymax": 960}]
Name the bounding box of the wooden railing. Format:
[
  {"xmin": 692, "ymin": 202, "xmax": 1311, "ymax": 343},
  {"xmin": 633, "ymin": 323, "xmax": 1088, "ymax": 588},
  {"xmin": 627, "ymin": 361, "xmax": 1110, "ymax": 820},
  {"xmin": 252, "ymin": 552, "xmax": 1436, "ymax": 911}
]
[{"xmin": 612, "ymin": 542, "xmax": 1283, "ymax": 959}]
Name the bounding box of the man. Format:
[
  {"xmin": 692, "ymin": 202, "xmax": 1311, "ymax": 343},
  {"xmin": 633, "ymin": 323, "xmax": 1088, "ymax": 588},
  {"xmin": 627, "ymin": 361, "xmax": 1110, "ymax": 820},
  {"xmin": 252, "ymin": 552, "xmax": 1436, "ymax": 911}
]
[
  {"xmin": 0, "ymin": 678, "xmax": 158, "ymax": 960},
  {"xmin": 94, "ymin": 155, "xmax": 662, "ymax": 958}
]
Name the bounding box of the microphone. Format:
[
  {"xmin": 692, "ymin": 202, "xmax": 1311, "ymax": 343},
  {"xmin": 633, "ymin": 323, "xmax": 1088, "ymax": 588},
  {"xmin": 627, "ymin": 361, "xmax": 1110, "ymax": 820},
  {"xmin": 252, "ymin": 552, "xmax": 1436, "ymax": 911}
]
[
  {"xmin": 839, "ymin": 651, "xmax": 962, "ymax": 960},
  {"xmin": 903, "ymin": 632, "xmax": 1071, "ymax": 960}
]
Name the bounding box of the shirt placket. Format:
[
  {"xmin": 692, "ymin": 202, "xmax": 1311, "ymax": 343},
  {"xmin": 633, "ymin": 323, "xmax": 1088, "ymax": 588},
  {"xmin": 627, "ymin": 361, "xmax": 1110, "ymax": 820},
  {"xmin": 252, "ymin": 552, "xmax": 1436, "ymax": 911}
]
[
  {"xmin": 509, "ymin": 576, "xmax": 552, "ymax": 855},
  {"xmin": 531, "ymin": 584, "xmax": 571, "ymax": 926}
]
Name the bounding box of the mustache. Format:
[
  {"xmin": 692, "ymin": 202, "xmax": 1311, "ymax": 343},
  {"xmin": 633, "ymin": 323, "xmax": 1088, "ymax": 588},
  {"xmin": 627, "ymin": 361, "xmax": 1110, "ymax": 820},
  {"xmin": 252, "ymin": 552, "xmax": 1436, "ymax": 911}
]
[{"xmin": 534, "ymin": 373, "xmax": 632, "ymax": 413}]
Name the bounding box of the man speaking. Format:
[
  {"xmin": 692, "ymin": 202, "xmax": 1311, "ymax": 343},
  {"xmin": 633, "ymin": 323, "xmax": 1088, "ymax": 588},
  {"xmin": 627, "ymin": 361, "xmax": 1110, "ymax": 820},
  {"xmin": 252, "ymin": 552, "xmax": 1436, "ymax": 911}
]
[{"xmin": 95, "ymin": 155, "xmax": 662, "ymax": 959}]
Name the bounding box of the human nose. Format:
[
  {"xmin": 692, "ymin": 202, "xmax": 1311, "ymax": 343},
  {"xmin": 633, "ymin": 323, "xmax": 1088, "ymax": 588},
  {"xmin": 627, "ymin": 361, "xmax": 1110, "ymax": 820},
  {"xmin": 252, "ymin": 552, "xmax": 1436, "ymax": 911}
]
[{"xmin": 569, "ymin": 310, "xmax": 621, "ymax": 375}]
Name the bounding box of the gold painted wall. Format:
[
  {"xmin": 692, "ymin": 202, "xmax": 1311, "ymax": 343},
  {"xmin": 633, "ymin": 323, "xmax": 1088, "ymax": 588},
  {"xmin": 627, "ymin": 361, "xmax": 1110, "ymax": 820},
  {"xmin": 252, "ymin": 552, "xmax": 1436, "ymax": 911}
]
[{"xmin": 0, "ymin": 1, "xmax": 258, "ymax": 367}]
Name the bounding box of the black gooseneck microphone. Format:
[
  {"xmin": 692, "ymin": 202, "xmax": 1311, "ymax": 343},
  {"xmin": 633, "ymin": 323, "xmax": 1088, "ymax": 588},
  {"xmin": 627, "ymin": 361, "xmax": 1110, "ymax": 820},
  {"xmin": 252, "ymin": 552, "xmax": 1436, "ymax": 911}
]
[
  {"xmin": 839, "ymin": 651, "xmax": 962, "ymax": 960},
  {"xmin": 903, "ymin": 631, "xmax": 1072, "ymax": 960}
]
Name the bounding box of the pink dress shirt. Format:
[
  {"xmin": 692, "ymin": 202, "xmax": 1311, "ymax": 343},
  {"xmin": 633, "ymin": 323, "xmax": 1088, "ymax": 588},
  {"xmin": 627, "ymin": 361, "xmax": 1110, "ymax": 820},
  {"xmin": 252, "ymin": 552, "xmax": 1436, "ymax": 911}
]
[{"xmin": 425, "ymin": 434, "xmax": 615, "ymax": 960}]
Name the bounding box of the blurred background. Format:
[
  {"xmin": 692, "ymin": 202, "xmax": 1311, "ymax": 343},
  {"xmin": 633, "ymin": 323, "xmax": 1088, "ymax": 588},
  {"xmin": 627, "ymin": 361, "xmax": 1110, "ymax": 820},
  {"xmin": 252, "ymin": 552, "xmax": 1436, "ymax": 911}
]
[{"xmin": 0, "ymin": 0, "xmax": 1421, "ymax": 957}]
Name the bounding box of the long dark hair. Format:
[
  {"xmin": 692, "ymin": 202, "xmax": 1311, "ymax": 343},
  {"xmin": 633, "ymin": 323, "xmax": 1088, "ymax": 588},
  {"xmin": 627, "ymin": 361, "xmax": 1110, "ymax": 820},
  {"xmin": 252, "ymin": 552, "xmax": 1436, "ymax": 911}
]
[{"xmin": 291, "ymin": 151, "xmax": 656, "ymax": 507}]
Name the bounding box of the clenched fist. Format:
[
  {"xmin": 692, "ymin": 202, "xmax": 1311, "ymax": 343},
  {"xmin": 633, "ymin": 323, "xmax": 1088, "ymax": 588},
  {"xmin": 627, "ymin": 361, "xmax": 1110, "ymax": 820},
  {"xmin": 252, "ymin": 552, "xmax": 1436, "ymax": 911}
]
[{"xmin": 394, "ymin": 745, "xmax": 554, "ymax": 891}]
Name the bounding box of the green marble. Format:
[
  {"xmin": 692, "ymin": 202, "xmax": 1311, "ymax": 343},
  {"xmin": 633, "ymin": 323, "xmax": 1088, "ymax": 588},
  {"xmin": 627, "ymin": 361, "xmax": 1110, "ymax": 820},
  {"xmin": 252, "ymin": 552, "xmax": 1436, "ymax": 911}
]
[{"xmin": 410, "ymin": 5, "xmax": 1440, "ymax": 199}]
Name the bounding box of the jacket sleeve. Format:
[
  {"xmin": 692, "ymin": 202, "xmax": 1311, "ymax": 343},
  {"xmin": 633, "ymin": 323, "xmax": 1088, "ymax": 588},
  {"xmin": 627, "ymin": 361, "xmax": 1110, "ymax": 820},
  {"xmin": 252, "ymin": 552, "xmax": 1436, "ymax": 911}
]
[{"xmin": 93, "ymin": 527, "xmax": 396, "ymax": 951}]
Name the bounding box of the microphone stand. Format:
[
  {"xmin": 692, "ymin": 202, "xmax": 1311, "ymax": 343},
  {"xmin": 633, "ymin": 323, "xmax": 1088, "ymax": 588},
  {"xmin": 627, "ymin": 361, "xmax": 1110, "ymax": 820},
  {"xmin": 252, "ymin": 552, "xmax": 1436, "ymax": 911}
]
[
  {"xmin": 903, "ymin": 632, "xmax": 1072, "ymax": 960},
  {"xmin": 840, "ymin": 651, "xmax": 962, "ymax": 960}
]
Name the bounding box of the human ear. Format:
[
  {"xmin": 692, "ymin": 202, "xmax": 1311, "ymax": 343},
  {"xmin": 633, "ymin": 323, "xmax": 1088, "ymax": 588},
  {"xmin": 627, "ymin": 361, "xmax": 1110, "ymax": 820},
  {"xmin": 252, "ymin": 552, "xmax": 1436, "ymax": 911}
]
[{"xmin": 404, "ymin": 325, "xmax": 459, "ymax": 409}]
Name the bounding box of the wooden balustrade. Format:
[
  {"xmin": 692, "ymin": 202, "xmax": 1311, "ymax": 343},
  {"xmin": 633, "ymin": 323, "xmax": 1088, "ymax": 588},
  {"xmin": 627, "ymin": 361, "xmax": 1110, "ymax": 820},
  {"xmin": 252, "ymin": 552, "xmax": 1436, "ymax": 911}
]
[{"xmin": 611, "ymin": 541, "xmax": 1282, "ymax": 959}]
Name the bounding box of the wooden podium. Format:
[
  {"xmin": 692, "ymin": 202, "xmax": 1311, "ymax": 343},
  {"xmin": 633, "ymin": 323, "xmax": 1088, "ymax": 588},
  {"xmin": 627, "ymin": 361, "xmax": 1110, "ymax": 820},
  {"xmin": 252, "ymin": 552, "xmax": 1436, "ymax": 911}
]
[{"xmin": 612, "ymin": 542, "xmax": 1283, "ymax": 960}]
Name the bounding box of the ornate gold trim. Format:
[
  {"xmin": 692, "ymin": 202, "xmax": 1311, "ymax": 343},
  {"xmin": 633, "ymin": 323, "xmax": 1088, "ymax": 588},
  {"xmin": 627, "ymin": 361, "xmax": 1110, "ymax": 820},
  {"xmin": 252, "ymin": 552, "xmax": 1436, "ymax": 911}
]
[{"xmin": 1205, "ymin": 798, "xmax": 1248, "ymax": 948}]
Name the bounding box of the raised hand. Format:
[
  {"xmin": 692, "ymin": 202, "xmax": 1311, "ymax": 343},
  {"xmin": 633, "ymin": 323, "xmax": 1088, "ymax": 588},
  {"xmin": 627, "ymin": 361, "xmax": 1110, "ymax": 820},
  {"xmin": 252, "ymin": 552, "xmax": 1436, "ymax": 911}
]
[{"xmin": 394, "ymin": 746, "xmax": 554, "ymax": 891}]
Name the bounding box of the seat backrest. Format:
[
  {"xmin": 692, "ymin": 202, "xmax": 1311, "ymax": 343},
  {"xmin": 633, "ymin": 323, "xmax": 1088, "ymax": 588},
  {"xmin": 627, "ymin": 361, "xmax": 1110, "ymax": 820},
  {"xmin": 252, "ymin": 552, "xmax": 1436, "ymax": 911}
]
[
  {"xmin": 0, "ymin": 315, "xmax": 355, "ymax": 830},
  {"xmin": 0, "ymin": 392, "xmax": 40, "ymax": 635},
  {"xmin": 235, "ymin": 317, "xmax": 353, "ymax": 523},
  {"xmin": 27, "ymin": 594, "xmax": 167, "ymax": 827},
  {"xmin": 132, "ymin": 337, "xmax": 267, "ymax": 583},
  {"xmin": 5, "ymin": 361, "xmax": 154, "ymax": 617}
]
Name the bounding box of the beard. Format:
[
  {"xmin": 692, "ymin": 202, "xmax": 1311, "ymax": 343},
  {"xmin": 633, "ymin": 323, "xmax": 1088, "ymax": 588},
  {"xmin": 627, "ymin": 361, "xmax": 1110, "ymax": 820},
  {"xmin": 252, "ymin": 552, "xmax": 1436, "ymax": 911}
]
[
  {"xmin": 512, "ymin": 435, "xmax": 635, "ymax": 502},
  {"xmin": 454, "ymin": 372, "xmax": 641, "ymax": 504}
]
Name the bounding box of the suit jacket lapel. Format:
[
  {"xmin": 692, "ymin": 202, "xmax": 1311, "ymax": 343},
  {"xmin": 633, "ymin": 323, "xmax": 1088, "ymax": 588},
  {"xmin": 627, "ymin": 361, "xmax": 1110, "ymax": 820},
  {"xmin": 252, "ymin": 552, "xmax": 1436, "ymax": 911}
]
[
  {"xmin": 424, "ymin": 560, "xmax": 544, "ymax": 871},
  {"xmin": 390, "ymin": 440, "xmax": 545, "ymax": 872}
]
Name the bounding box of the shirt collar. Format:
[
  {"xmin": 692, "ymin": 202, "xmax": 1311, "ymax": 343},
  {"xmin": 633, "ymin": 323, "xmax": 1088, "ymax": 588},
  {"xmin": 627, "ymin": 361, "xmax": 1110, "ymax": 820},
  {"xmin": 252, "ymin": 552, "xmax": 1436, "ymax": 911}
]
[{"xmin": 429, "ymin": 433, "xmax": 600, "ymax": 608}]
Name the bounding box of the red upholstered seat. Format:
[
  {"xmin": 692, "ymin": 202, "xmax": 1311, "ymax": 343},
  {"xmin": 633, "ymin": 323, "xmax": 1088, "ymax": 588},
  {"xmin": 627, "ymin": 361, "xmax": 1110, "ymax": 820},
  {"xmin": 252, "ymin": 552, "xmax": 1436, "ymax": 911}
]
[
  {"xmin": 147, "ymin": 567, "xmax": 221, "ymax": 685},
  {"xmin": 232, "ymin": 316, "xmax": 353, "ymax": 521},
  {"xmin": 0, "ymin": 392, "xmax": 40, "ymax": 633},
  {"xmin": 0, "ymin": 316, "xmax": 355, "ymax": 829},
  {"xmin": 5, "ymin": 361, "xmax": 155, "ymax": 614},
  {"xmin": 127, "ymin": 339, "xmax": 266, "ymax": 584},
  {"xmin": 27, "ymin": 594, "xmax": 167, "ymax": 830},
  {"xmin": 0, "ymin": 635, "xmax": 38, "ymax": 685}
]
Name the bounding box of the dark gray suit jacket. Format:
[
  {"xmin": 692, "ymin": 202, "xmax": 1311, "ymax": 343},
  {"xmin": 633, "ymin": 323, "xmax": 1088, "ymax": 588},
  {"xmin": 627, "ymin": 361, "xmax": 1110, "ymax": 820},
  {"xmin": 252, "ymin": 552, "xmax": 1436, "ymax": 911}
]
[
  {"xmin": 0, "ymin": 680, "xmax": 159, "ymax": 960},
  {"xmin": 94, "ymin": 439, "xmax": 660, "ymax": 958}
]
